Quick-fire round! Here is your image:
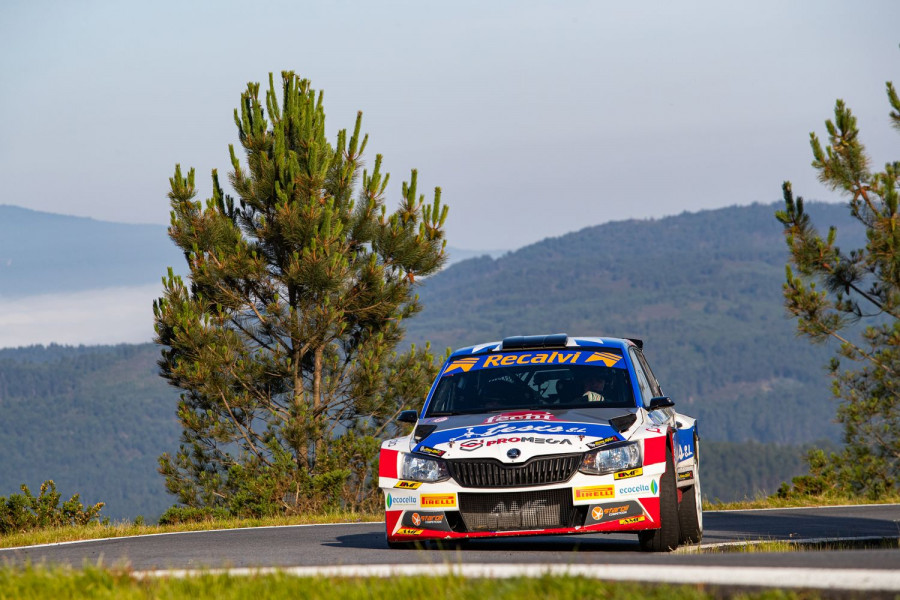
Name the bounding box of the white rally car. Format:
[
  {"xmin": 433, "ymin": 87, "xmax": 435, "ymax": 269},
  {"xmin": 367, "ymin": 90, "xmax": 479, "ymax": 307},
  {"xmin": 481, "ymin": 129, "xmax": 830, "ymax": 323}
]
[{"xmin": 379, "ymin": 334, "xmax": 701, "ymax": 551}]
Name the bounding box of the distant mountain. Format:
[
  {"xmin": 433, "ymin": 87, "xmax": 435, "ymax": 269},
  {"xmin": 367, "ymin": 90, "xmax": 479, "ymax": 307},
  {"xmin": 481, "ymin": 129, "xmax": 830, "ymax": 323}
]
[
  {"xmin": 0, "ymin": 206, "xmax": 184, "ymax": 298},
  {"xmin": 444, "ymin": 246, "xmax": 507, "ymax": 263},
  {"xmin": 0, "ymin": 205, "xmax": 504, "ymax": 298}
]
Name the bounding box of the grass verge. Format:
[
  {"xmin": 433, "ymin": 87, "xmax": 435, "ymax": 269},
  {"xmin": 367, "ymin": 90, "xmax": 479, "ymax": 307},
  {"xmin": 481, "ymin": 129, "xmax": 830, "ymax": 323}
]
[
  {"xmin": 0, "ymin": 512, "xmax": 381, "ymax": 550},
  {"xmin": 697, "ymin": 537, "xmax": 900, "ymax": 553},
  {"xmin": 0, "ymin": 565, "xmax": 830, "ymax": 600},
  {"xmin": 703, "ymin": 492, "xmax": 900, "ymax": 511}
]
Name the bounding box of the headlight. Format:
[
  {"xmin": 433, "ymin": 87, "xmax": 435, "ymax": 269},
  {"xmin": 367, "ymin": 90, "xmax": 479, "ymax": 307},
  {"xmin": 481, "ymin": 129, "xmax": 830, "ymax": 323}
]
[
  {"xmin": 580, "ymin": 442, "xmax": 641, "ymax": 475},
  {"xmin": 400, "ymin": 453, "xmax": 450, "ymax": 482}
]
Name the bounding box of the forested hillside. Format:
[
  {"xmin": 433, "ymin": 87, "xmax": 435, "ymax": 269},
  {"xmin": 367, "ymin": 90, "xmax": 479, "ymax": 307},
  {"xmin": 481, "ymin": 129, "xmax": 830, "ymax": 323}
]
[
  {"xmin": 0, "ymin": 202, "xmax": 860, "ymax": 518},
  {"xmin": 0, "ymin": 344, "xmax": 179, "ymax": 520},
  {"xmin": 0, "ymin": 342, "xmax": 813, "ymax": 519},
  {"xmin": 405, "ymin": 201, "xmax": 861, "ymax": 446}
]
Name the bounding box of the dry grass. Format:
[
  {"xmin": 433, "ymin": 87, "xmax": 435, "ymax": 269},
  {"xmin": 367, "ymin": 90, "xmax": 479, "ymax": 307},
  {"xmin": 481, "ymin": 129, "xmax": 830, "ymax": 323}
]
[
  {"xmin": 696, "ymin": 537, "xmax": 899, "ymax": 553},
  {"xmin": 0, "ymin": 512, "xmax": 382, "ymax": 550},
  {"xmin": 702, "ymin": 492, "xmax": 900, "ymax": 511}
]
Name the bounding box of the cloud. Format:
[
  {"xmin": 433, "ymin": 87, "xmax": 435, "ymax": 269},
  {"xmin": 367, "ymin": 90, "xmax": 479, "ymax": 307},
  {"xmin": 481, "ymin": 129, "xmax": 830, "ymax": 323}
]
[{"xmin": 0, "ymin": 285, "xmax": 162, "ymax": 348}]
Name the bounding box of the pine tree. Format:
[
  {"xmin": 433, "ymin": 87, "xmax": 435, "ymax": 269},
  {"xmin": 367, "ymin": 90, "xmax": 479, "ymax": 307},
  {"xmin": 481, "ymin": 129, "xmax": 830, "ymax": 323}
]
[
  {"xmin": 153, "ymin": 72, "xmax": 448, "ymax": 515},
  {"xmin": 775, "ymin": 72, "xmax": 900, "ymax": 498}
]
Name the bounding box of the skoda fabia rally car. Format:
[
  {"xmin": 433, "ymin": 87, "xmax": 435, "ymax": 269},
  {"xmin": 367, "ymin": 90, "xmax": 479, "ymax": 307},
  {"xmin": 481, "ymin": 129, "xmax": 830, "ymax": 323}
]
[{"xmin": 379, "ymin": 334, "xmax": 701, "ymax": 552}]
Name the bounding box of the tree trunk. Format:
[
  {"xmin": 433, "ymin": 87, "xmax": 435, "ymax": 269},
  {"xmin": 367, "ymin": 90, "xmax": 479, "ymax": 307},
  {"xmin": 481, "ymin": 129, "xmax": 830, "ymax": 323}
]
[{"xmin": 312, "ymin": 345, "xmax": 324, "ymax": 469}]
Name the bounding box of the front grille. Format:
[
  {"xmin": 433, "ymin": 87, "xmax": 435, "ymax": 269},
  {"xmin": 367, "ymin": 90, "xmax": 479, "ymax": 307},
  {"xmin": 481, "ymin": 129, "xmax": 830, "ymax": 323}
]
[
  {"xmin": 458, "ymin": 488, "xmax": 573, "ymax": 532},
  {"xmin": 447, "ymin": 454, "xmax": 581, "ymax": 488}
]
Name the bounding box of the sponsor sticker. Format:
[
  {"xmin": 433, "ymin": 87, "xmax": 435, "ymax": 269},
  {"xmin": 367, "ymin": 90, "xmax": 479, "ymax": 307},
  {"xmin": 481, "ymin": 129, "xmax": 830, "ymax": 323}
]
[
  {"xmin": 411, "ymin": 512, "xmax": 444, "ymax": 527},
  {"xmin": 421, "ymin": 493, "xmax": 457, "ymax": 508},
  {"xmin": 463, "ymin": 436, "xmax": 574, "ymax": 449},
  {"xmin": 443, "ymin": 357, "xmax": 479, "ymax": 374},
  {"xmin": 441, "ymin": 350, "xmax": 626, "ymax": 376},
  {"xmin": 677, "ymin": 471, "xmax": 694, "ymax": 482},
  {"xmin": 586, "ymin": 501, "xmax": 644, "ymax": 524},
  {"xmin": 584, "ymin": 352, "xmax": 622, "ymax": 367},
  {"xmin": 587, "ymin": 436, "xmax": 620, "ymax": 449},
  {"xmin": 401, "ymin": 511, "xmax": 450, "ymax": 532},
  {"xmin": 613, "ymin": 467, "xmax": 643, "ymax": 480},
  {"xmin": 573, "ymin": 485, "xmax": 615, "ymax": 502},
  {"xmin": 483, "ymin": 411, "xmax": 559, "ymax": 424},
  {"xmin": 448, "ymin": 423, "xmax": 588, "ymax": 442},
  {"xmin": 394, "ymin": 480, "xmax": 423, "ymax": 489},
  {"xmin": 616, "ymin": 480, "xmax": 658, "ymax": 497},
  {"xmin": 385, "ymin": 493, "xmax": 418, "ymax": 509},
  {"xmin": 677, "ymin": 443, "xmax": 694, "ymax": 461},
  {"xmin": 591, "ymin": 504, "xmax": 625, "ymax": 520},
  {"xmin": 483, "ymin": 352, "xmax": 581, "ymax": 368},
  {"xmin": 396, "ymin": 528, "xmax": 424, "ymax": 535},
  {"xmin": 618, "ymin": 516, "xmax": 646, "ymax": 525},
  {"xmin": 416, "ymin": 446, "xmax": 445, "ymax": 457}
]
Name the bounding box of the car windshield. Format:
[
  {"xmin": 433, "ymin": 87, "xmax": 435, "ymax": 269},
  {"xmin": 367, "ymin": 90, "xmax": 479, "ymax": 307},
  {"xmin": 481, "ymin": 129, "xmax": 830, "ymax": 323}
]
[{"xmin": 425, "ymin": 349, "xmax": 636, "ymax": 415}]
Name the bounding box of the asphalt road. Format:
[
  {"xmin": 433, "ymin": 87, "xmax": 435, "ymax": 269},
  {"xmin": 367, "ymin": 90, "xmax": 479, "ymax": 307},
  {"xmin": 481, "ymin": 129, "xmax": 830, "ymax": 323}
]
[{"xmin": 1, "ymin": 504, "xmax": 898, "ymax": 571}]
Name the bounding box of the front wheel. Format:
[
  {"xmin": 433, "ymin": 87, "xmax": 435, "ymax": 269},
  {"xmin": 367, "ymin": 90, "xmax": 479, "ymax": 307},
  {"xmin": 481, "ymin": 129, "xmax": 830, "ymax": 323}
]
[
  {"xmin": 638, "ymin": 444, "xmax": 680, "ymax": 552},
  {"xmin": 678, "ymin": 436, "xmax": 703, "ymax": 544}
]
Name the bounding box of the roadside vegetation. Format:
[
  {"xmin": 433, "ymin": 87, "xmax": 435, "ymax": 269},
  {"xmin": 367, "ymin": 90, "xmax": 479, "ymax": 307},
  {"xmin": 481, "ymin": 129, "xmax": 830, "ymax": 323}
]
[
  {"xmin": 153, "ymin": 71, "xmax": 448, "ymax": 518},
  {"xmin": 775, "ymin": 65, "xmax": 900, "ymax": 500},
  {"xmin": 0, "ymin": 481, "xmax": 105, "ymax": 538},
  {"xmin": 0, "ymin": 511, "xmax": 380, "ymax": 550},
  {"xmin": 0, "ymin": 565, "xmax": 832, "ymax": 600},
  {"xmin": 696, "ymin": 537, "xmax": 899, "ymax": 554},
  {"xmin": 703, "ymin": 491, "xmax": 900, "ymax": 511}
]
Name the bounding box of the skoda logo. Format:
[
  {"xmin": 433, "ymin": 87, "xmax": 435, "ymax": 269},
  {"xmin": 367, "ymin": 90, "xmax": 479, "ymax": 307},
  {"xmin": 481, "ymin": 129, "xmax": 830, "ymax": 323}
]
[{"xmin": 507, "ymin": 448, "xmax": 521, "ymax": 459}]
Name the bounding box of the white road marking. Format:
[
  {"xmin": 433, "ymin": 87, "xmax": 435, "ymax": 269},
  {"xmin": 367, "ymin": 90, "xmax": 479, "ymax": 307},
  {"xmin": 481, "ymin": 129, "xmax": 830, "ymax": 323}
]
[
  {"xmin": 131, "ymin": 563, "xmax": 900, "ymax": 591},
  {"xmin": 707, "ymin": 502, "xmax": 900, "ymax": 513},
  {"xmin": 683, "ymin": 535, "xmax": 893, "ymax": 551}
]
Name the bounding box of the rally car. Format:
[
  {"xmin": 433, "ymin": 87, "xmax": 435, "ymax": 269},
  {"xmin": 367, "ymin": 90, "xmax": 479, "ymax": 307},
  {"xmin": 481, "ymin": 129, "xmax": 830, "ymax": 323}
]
[{"xmin": 379, "ymin": 334, "xmax": 701, "ymax": 552}]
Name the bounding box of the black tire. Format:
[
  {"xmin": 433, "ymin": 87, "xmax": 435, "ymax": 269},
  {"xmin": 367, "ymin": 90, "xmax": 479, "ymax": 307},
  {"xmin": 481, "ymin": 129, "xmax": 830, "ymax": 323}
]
[
  {"xmin": 638, "ymin": 444, "xmax": 681, "ymax": 552},
  {"xmin": 678, "ymin": 435, "xmax": 703, "ymax": 545}
]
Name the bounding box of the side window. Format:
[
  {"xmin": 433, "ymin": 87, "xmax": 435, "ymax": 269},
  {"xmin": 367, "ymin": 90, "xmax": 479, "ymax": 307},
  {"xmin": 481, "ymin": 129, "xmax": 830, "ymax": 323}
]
[
  {"xmin": 636, "ymin": 351, "xmax": 663, "ymax": 398},
  {"xmin": 629, "ymin": 348, "xmax": 653, "ymax": 406}
]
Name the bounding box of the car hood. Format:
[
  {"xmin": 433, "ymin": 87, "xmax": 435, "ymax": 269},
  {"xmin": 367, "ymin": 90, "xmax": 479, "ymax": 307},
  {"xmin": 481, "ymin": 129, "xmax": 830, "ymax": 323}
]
[{"xmin": 408, "ymin": 408, "xmax": 639, "ymax": 463}]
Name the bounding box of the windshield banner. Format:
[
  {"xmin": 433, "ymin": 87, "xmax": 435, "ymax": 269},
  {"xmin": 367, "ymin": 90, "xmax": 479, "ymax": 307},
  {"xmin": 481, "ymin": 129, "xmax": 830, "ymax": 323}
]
[{"xmin": 442, "ymin": 350, "xmax": 623, "ymax": 376}]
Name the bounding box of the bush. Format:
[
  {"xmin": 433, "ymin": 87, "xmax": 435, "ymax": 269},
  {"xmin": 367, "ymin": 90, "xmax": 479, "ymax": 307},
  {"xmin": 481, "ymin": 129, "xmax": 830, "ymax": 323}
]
[
  {"xmin": 156, "ymin": 505, "xmax": 232, "ymax": 525},
  {"xmin": 0, "ymin": 480, "xmax": 104, "ymax": 534}
]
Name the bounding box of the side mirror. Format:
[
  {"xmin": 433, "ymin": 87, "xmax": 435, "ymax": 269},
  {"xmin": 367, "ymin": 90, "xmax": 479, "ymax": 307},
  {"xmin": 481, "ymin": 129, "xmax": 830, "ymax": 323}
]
[
  {"xmin": 648, "ymin": 396, "xmax": 675, "ymax": 411},
  {"xmin": 397, "ymin": 410, "xmax": 419, "ymax": 424}
]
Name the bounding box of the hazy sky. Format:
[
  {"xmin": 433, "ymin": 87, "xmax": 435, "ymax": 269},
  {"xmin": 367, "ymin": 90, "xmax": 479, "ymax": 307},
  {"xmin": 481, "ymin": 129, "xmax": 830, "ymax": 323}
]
[{"xmin": 1, "ymin": 1, "xmax": 898, "ymax": 250}]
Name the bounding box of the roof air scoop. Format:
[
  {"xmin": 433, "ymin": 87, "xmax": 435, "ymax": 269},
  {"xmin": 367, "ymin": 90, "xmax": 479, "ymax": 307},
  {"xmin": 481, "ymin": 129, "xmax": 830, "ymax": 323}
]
[{"xmin": 500, "ymin": 333, "xmax": 569, "ymax": 351}]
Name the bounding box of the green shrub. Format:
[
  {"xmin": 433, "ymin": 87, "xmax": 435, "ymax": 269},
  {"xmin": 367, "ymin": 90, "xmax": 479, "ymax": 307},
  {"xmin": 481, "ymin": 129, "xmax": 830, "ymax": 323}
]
[
  {"xmin": 156, "ymin": 505, "xmax": 232, "ymax": 525},
  {"xmin": 0, "ymin": 480, "xmax": 104, "ymax": 535}
]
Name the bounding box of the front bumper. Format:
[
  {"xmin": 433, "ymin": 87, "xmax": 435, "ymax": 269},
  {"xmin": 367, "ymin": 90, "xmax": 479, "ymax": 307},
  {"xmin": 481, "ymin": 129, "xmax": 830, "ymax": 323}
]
[{"xmin": 381, "ymin": 468, "xmax": 664, "ymax": 542}]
